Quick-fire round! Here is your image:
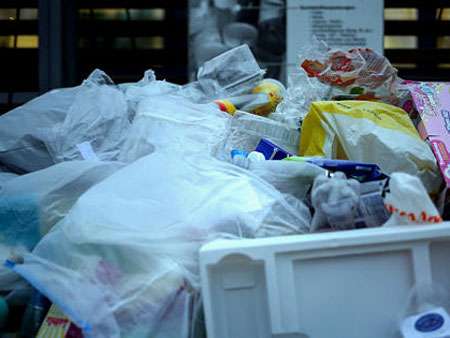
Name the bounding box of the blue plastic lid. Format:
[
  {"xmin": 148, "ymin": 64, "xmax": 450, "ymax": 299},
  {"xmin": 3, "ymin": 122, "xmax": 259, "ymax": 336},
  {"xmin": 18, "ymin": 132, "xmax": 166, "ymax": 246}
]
[{"xmin": 415, "ymin": 312, "xmax": 445, "ymax": 332}]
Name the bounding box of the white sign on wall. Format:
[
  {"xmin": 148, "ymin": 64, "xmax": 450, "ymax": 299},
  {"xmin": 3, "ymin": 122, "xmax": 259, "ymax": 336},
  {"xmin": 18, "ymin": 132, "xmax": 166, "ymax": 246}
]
[{"xmin": 287, "ymin": 0, "xmax": 384, "ymax": 72}]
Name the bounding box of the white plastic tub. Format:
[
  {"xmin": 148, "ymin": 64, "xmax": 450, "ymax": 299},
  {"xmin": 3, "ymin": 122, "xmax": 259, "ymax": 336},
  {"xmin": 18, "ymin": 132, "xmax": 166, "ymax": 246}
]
[{"xmin": 200, "ymin": 223, "xmax": 450, "ymax": 338}]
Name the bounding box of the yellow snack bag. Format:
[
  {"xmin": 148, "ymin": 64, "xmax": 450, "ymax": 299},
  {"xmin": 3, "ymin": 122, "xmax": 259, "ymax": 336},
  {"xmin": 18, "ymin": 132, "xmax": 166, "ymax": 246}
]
[{"xmin": 300, "ymin": 101, "xmax": 441, "ymax": 193}]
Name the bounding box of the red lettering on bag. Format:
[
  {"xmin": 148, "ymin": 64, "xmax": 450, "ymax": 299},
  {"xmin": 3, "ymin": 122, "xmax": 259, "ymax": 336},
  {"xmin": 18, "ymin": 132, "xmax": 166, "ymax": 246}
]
[
  {"xmin": 421, "ymin": 211, "xmax": 427, "ymax": 222},
  {"xmin": 408, "ymin": 213, "xmax": 416, "ymax": 222}
]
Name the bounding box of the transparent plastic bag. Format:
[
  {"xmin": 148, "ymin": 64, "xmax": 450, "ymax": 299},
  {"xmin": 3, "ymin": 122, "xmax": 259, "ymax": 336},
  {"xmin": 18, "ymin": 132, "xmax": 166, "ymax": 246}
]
[
  {"xmin": 119, "ymin": 70, "xmax": 181, "ymax": 120},
  {"xmin": 45, "ymin": 70, "xmax": 131, "ymax": 163},
  {"xmin": 9, "ymin": 151, "xmax": 310, "ymax": 338},
  {"xmin": 119, "ymin": 95, "xmax": 231, "ymax": 163},
  {"xmin": 0, "ymin": 87, "xmax": 80, "ymax": 173},
  {"xmin": 299, "ymin": 38, "xmax": 400, "ymax": 104},
  {"xmin": 0, "ymin": 160, "xmax": 123, "ymax": 250},
  {"xmin": 197, "ymin": 44, "xmax": 265, "ymax": 98},
  {"xmin": 0, "ymin": 171, "xmax": 17, "ymax": 190}
]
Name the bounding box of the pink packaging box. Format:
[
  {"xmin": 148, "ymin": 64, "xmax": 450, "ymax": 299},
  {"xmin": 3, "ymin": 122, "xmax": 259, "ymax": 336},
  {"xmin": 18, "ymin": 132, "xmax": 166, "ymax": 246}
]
[
  {"xmin": 406, "ymin": 82, "xmax": 450, "ymax": 220},
  {"xmin": 409, "ymin": 83, "xmax": 450, "ymax": 136},
  {"xmin": 409, "ymin": 82, "xmax": 450, "ymax": 187}
]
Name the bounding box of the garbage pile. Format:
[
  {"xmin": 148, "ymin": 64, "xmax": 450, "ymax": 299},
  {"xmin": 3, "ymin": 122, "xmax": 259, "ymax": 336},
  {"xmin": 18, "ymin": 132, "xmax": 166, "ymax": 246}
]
[{"xmin": 0, "ymin": 42, "xmax": 448, "ymax": 337}]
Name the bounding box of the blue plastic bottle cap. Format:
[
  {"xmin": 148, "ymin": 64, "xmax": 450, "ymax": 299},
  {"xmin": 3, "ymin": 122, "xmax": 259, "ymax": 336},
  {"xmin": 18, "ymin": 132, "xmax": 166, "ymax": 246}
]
[
  {"xmin": 415, "ymin": 312, "xmax": 445, "ymax": 332},
  {"xmin": 0, "ymin": 297, "xmax": 9, "ymax": 328},
  {"xmin": 231, "ymin": 149, "xmax": 249, "ymax": 159}
]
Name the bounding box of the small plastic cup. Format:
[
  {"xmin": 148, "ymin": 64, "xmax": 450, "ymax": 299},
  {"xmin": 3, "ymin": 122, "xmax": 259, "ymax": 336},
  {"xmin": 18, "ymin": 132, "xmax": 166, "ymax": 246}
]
[{"xmin": 223, "ymin": 22, "xmax": 258, "ymax": 49}]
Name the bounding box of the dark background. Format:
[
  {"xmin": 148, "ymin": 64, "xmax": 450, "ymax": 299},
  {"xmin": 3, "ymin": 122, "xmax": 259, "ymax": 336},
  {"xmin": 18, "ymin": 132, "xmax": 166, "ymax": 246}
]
[{"xmin": 0, "ymin": 0, "xmax": 449, "ymax": 114}]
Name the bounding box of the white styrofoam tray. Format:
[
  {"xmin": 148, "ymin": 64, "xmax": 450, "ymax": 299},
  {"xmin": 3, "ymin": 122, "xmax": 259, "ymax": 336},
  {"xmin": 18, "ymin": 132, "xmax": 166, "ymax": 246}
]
[{"xmin": 200, "ymin": 223, "xmax": 450, "ymax": 338}]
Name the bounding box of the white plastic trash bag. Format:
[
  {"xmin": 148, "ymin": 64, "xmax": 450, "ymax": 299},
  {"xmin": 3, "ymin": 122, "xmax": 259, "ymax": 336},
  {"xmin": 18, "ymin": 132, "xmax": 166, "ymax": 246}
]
[
  {"xmin": 45, "ymin": 70, "xmax": 131, "ymax": 163},
  {"xmin": 0, "ymin": 87, "xmax": 80, "ymax": 173},
  {"xmin": 0, "ymin": 171, "xmax": 17, "ymax": 189},
  {"xmin": 119, "ymin": 95, "xmax": 231, "ymax": 163},
  {"xmin": 9, "ymin": 151, "xmax": 310, "ymax": 338},
  {"xmin": 0, "ymin": 160, "xmax": 124, "ymax": 250},
  {"xmin": 119, "ymin": 70, "xmax": 181, "ymax": 120},
  {"xmin": 384, "ymin": 172, "xmax": 442, "ymax": 226}
]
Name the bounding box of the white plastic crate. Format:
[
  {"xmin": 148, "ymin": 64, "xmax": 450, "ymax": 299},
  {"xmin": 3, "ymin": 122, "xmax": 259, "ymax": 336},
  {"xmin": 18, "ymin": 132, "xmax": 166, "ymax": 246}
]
[{"xmin": 200, "ymin": 223, "xmax": 450, "ymax": 338}]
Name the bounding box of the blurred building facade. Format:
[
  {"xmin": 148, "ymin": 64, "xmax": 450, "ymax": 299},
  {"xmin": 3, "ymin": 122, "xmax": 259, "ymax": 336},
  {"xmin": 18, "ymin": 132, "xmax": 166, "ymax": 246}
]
[{"xmin": 0, "ymin": 0, "xmax": 449, "ymax": 113}]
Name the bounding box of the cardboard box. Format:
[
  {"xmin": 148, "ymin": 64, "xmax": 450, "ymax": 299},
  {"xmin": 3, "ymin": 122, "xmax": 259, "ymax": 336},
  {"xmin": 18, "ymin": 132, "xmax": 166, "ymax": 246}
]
[
  {"xmin": 409, "ymin": 82, "xmax": 450, "ymax": 140},
  {"xmin": 409, "ymin": 82, "xmax": 450, "ymax": 218}
]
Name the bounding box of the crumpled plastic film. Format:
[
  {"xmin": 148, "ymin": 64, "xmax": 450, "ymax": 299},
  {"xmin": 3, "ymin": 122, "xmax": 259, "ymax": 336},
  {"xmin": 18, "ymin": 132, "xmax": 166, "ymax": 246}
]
[
  {"xmin": 9, "ymin": 151, "xmax": 310, "ymax": 338},
  {"xmin": 271, "ymin": 69, "xmax": 330, "ymax": 129},
  {"xmin": 300, "ymin": 38, "xmax": 398, "ymax": 91},
  {"xmin": 44, "ymin": 69, "xmax": 131, "ymax": 163},
  {"xmin": 119, "ymin": 70, "xmax": 181, "ymax": 120},
  {"xmin": 310, "ymin": 172, "xmax": 361, "ymax": 232},
  {"xmin": 298, "ymin": 38, "xmax": 403, "ymax": 107}
]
